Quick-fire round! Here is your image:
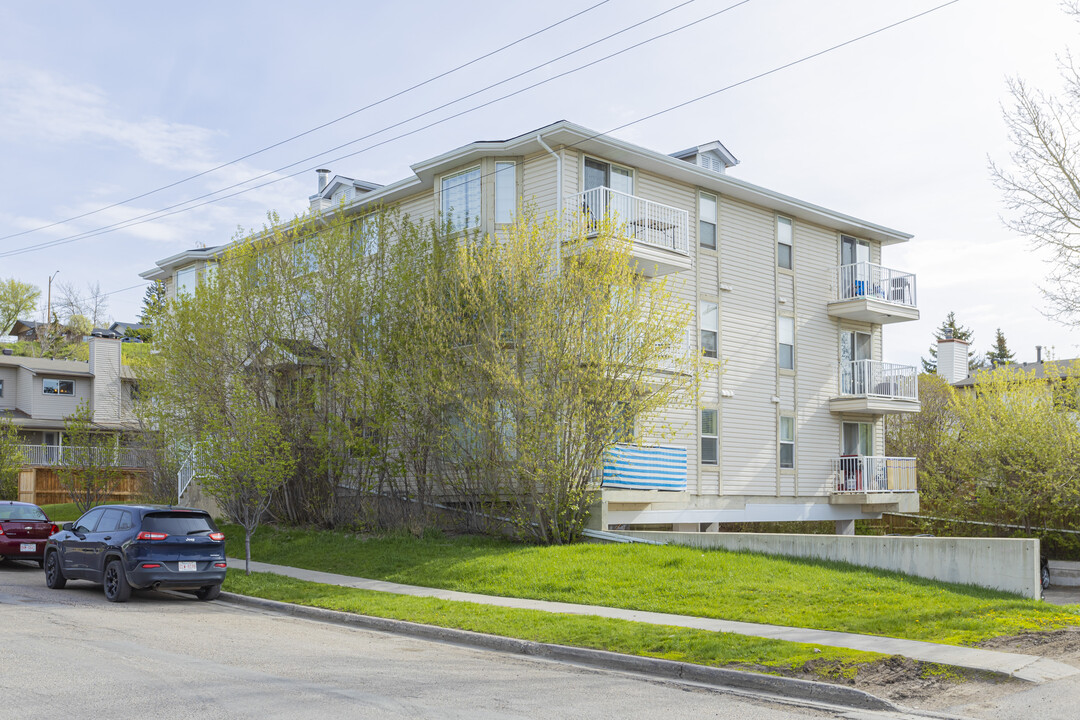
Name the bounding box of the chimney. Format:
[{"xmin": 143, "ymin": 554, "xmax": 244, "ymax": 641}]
[
  {"xmin": 936, "ymin": 337, "xmax": 970, "ymax": 384},
  {"xmin": 1036, "ymin": 345, "xmax": 1043, "ymax": 363},
  {"xmin": 316, "ymin": 169, "xmax": 331, "ymax": 193},
  {"xmin": 88, "ymin": 337, "xmax": 122, "ymax": 423}
]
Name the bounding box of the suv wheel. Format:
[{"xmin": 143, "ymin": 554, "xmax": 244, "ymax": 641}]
[
  {"xmin": 44, "ymin": 551, "xmax": 67, "ymax": 589},
  {"xmin": 103, "ymin": 559, "xmax": 132, "ymax": 602},
  {"xmin": 195, "ymin": 584, "xmax": 221, "ymax": 601}
]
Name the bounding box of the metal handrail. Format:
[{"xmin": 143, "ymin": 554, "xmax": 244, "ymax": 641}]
[
  {"xmin": 566, "ymin": 187, "xmax": 690, "ymax": 255},
  {"xmin": 831, "ymin": 456, "xmax": 917, "ymax": 493},
  {"xmin": 837, "ymin": 360, "xmax": 918, "ymax": 400},
  {"xmin": 835, "ymin": 262, "xmax": 917, "ymax": 307},
  {"xmin": 17, "ymin": 444, "xmax": 144, "ymax": 468}
]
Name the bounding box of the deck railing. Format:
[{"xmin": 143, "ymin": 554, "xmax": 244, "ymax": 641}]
[
  {"xmin": 18, "ymin": 444, "xmax": 144, "ymax": 469},
  {"xmin": 831, "ymin": 456, "xmax": 917, "ymax": 493},
  {"xmin": 838, "ymin": 360, "xmax": 918, "ymax": 400},
  {"xmin": 835, "ymin": 262, "xmax": 917, "ymax": 307},
  {"xmin": 177, "ymin": 448, "xmax": 196, "ymax": 501},
  {"xmin": 566, "ymin": 187, "xmax": 689, "ymax": 255}
]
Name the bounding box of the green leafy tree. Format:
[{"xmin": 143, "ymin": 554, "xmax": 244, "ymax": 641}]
[
  {"xmin": 986, "ymin": 327, "xmax": 1016, "ymax": 367},
  {"xmin": 0, "ymin": 278, "xmax": 40, "ymax": 336},
  {"xmin": 0, "ymin": 419, "xmax": 24, "ymax": 501},
  {"xmin": 199, "ymin": 386, "xmax": 296, "ymax": 574},
  {"xmin": 57, "ymin": 401, "xmax": 122, "ymax": 513},
  {"xmin": 921, "ymin": 311, "xmax": 982, "ymax": 373}
]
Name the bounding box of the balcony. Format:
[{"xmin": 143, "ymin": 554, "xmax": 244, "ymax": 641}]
[
  {"xmin": 830, "ymin": 360, "xmax": 920, "ymax": 414},
  {"xmin": 830, "ymin": 456, "xmax": 918, "ymax": 511},
  {"xmin": 565, "ymin": 188, "xmax": 690, "ymax": 277},
  {"xmin": 828, "ymin": 263, "xmax": 919, "ymax": 324},
  {"xmin": 18, "ymin": 444, "xmax": 145, "ymax": 469}
]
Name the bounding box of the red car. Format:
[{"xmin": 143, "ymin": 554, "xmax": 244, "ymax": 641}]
[{"xmin": 0, "ymin": 501, "xmax": 59, "ymax": 567}]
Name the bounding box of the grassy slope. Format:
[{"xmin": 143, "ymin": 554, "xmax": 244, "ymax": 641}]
[
  {"xmin": 225, "ymin": 570, "xmax": 881, "ymax": 678},
  {"xmin": 0, "ymin": 341, "xmax": 148, "ymax": 365},
  {"xmin": 224, "ymin": 525, "xmax": 1080, "ymax": 646}
]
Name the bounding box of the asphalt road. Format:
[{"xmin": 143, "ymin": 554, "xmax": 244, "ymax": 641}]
[{"xmin": 0, "ymin": 560, "xmax": 854, "ymax": 720}]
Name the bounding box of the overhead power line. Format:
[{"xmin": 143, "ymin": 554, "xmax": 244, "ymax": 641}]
[
  {"xmin": 0, "ymin": 0, "xmax": 737, "ymax": 259},
  {"xmin": 0, "ymin": 0, "xmax": 614, "ymax": 243},
  {"xmin": 2, "ymin": 0, "xmax": 958, "ymax": 261}
]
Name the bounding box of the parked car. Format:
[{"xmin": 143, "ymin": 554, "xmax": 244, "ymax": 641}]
[
  {"xmin": 43, "ymin": 505, "xmax": 227, "ymax": 602},
  {"xmin": 0, "ymin": 501, "xmax": 58, "ymax": 567}
]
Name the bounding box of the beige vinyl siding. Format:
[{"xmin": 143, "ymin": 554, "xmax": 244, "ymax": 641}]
[
  {"xmin": 0, "ymin": 367, "xmax": 16, "ymax": 410},
  {"xmin": 792, "ymin": 221, "xmax": 841, "ymax": 496},
  {"xmin": 90, "ymin": 341, "xmax": 122, "ymax": 424},
  {"xmin": 397, "ymin": 192, "xmax": 435, "ymax": 224},
  {"xmin": 30, "ymin": 376, "xmax": 90, "ymax": 421},
  {"xmin": 16, "ymin": 367, "xmax": 33, "ymax": 415},
  {"xmin": 521, "ymin": 151, "xmax": 558, "ymax": 216},
  {"xmin": 719, "ymin": 197, "xmax": 778, "ymax": 495}
]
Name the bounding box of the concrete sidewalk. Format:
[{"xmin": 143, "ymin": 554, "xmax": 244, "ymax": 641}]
[{"xmin": 226, "ymin": 557, "xmax": 1079, "ymax": 684}]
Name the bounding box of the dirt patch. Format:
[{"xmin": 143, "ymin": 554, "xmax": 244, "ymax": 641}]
[
  {"xmin": 977, "ymin": 627, "xmax": 1080, "ymax": 664},
  {"xmin": 740, "ymin": 655, "xmax": 1023, "ymax": 709}
]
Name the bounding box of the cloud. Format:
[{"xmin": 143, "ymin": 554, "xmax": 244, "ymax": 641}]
[{"xmin": 0, "ymin": 64, "xmax": 221, "ymax": 173}]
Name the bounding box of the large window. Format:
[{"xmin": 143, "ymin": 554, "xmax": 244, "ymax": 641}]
[
  {"xmin": 777, "ymin": 216, "xmax": 793, "ymax": 270},
  {"xmin": 175, "ymin": 266, "xmax": 198, "ymax": 296},
  {"xmin": 700, "ymin": 301, "xmax": 718, "ymax": 359},
  {"xmin": 43, "ymin": 378, "xmax": 74, "ymax": 396},
  {"xmin": 701, "ymin": 409, "xmax": 718, "ymax": 465},
  {"xmin": 441, "ymin": 167, "xmax": 482, "ymax": 232},
  {"xmin": 0, "ymin": 378, "xmax": 3, "ymax": 397},
  {"xmin": 842, "ymin": 421, "xmax": 873, "ymax": 456},
  {"xmin": 779, "ymin": 316, "xmax": 795, "ymax": 370},
  {"xmin": 780, "ymin": 416, "xmax": 795, "ymax": 469},
  {"xmin": 495, "ymin": 161, "xmax": 516, "ymax": 224},
  {"xmin": 699, "ymin": 192, "xmax": 717, "ymax": 250}
]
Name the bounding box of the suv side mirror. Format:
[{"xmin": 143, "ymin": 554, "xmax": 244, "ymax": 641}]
[{"xmin": 62, "ymin": 522, "xmax": 73, "ymax": 532}]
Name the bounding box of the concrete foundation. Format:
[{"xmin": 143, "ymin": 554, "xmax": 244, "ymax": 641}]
[{"xmin": 614, "ymin": 531, "xmax": 1042, "ymax": 599}]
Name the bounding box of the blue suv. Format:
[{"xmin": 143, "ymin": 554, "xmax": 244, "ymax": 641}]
[{"xmin": 44, "ymin": 505, "xmax": 227, "ymax": 602}]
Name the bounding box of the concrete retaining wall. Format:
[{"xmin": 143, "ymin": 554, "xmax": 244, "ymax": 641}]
[{"xmin": 614, "ymin": 531, "xmax": 1042, "ymax": 599}]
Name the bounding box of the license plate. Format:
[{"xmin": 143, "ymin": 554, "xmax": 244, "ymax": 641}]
[
  {"xmin": 178, "ymin": 561, "xmax": 197, "ymax": 572},
  {"xmin": 20, "ymin": 543, "xmax": 35, "ymax": 553}
]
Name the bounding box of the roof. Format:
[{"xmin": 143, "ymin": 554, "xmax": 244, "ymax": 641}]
[
  {"xmin": 669, "ymin": 140, "xmax": 740, "ymax": 169},
  {"xmin": 143, "ymin": 120, "xmax": 915, "ymax": 280},
  {"xmin": 0, "ymin": 351, "xmax": 137, "ymax": 380},
  {"xmin": 952, "ymin": 358, "xmax": 1080, "ymax": 388}
]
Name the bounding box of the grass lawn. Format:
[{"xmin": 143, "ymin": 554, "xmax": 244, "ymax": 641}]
[
  {"xmin": 223, "ymin": 569, "xmax": 883, "ymax": 680},
  {"xmin": 222, "ymin": 524, "xmax": 1080, "ymax": 646}
]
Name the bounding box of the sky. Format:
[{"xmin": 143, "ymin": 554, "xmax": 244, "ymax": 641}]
[{"xmin": 1, "ymin": 0, "xmax": 1077, "ymax": 368}]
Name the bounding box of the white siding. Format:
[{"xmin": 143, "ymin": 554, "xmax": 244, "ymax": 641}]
[{"xmin": 0, "ymin": 367, "xmax": 16, "ymax": 411}]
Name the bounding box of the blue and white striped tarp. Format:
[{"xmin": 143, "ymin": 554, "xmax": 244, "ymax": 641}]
[{"xmin": 602, "ymin": 444, "xmax": 687, "ymax": 491}]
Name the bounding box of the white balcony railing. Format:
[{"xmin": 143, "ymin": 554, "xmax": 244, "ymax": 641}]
[
  {"xmin": 567, "ymin": 187, "xmax": 689, "ymax": 255},
  {"xmin": 835, "ymin": 263, "xmax": 917, "ymax": 307},
  {"xmin": 838, "ymin": 360, "xmax": 918, "ymax": 400},
  {"xmin": 18, "ymin": 444, "xmax": 145, "ymax": 469},
  {"xmin": 177, "ymin": 447, "xmax": 196, "ymax": 501},
  {"xmin": 831, "ymin": 456, "xmax": 917, "ymax": 493}
]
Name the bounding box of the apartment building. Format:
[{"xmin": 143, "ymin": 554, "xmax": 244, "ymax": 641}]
[
  {"xmin": 141, "ymin": 121, "xmax": 921, "ymax": 533},
  {"xmin": 0, "ymin": 337, "xmax": 143, "ymax": 503}
]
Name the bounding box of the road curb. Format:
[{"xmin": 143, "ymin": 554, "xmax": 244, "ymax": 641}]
[{"xmin": 220, "ymin": 591, "xmax": 899, "ymax": 712}]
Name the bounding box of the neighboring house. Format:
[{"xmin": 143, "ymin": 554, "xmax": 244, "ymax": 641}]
[
  {"xmin": 945, "ymin": 339, "xmax": 1080, "ymax": 388},
  {"xmin": 141, "ymin": 120, "xmax": 921, "ymax": 534},
  {"xmin": 0, "ymin": 337, "xmax": 143, "ymax": 504},
  {"xmin": 7, "ymin": 319, "xmax": 43, "ymax": 342}
]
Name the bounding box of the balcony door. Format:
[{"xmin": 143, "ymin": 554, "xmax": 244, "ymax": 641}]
[
  {"xmin": 840, "ymin": 235, "xmax": 871, "ymax": 298},
  {"xmin": 840, "ymin": 330, "xmax": 871, "ymax": 395},
  {"xmin": 842, "ymin": 422, "xmax": 873, "ymax": 457},
  {"xmin": 583, "ymin": 158, "xmax": 633, "ymax": 229}
]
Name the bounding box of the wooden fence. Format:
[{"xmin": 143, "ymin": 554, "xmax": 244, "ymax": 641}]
[{"xmin": 18, "ymin": 468, "xmax": 148, "ymax": 506}]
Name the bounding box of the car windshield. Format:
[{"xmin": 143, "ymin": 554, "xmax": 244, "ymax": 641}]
[
  {"xmin": 141, "ymin": 512, "xmax": 216, "ymax": 535},
  {"xmin": 0, "ymin": 505, "xmax": 48, "ymax": 521}
]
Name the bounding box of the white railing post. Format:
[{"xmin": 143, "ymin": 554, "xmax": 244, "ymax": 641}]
[
  {"xmin": 832, "ymin": 456, "xmax": 917, "ymax": 493},
  {"xmin": 835, "ymin": 262, "xmax": 917, "ymax": 307},
  {"xmin": 565, "ymin": 188, "xmax": 688, "ymax": 256},
  {"xmin": 837, "ymin": 360, "xmax": 918, "ymax": 400}
]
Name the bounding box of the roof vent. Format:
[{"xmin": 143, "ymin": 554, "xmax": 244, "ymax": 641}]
[{"xmin": 1, "ymin": 348, "xmax": 12, "ymax": 356}]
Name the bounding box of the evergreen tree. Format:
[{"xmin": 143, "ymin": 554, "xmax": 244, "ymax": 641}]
[
  {"xmin": 986, "ymin": 327, "xmax": 1016, "ymax": 367},
  {"xmin": 921, "ymin": 311, "xmax": 983, "ymax": 373},
  {"xmin": 138, "ymin": 281, "xmax": 166, "ymax": 325}
]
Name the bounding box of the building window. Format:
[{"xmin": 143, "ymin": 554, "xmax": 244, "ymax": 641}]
[
  {"xmin": 842, "ymin": 421, "xmax": 874, "ymax": 456},
  {"xmin": 701, "ymin": 408, "xmax": 718, "ymax": 465},
  {"xmin": 353, "ymin": 215, "xmax": 381, "ymax": 257},
  {"xmin": 0, "ymin": 378, "xmax": 3, "ymax": 397},
  {"xmin": 43, "ymin": 378, "xmax": 74, "ymax": 396},
  {"xmin": 175, "ymin": 266, "xmax": 198, "ymax": 296},
  {"xmin": 699, "ymin": 192, "xmax": 717, "ymax": 250},
  {"xmin": 700, "ymin": 301, "xmax": 718, "ymax": 359},
  {"xmin": 495, "ymin": 161, "xmax": 516, "ymax": 224},
  {"xmin": 778, "ymin": 216, "xmax": 793, "ymax": 269},
  {"xmin": 780, "ymin": 416, "xmax": 795, "ymax": 469},
  {"xmin": 441, "ymin": 167, "xmax": 482, "ymax": 232},
  {"xmin": 779, "ymin": 316, "xmax": 795, "ymax": 370}
]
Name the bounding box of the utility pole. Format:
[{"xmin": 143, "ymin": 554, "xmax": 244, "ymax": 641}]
[{"xmin": 44, "ymin": 270, "xmax": 59, "ymax": 354}]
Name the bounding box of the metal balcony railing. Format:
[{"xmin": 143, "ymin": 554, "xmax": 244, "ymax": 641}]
[
  {"xmin": 831, "ymin": 456, "xmax": 917, "ymax": 493},
  {"xmin": 18, "ymin": 444, "xmax": 144, "ymax": 469},
  {"xmin": 567, "ymin": 187, "xmax": 689, "ymax": 255},
  {"xmin": 835, "ymin": 263, "xmax": 917, "ymax": 307},
  {"xmin": 838, "ymin": 360, "xmax": 919, "ymax": 400}
]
